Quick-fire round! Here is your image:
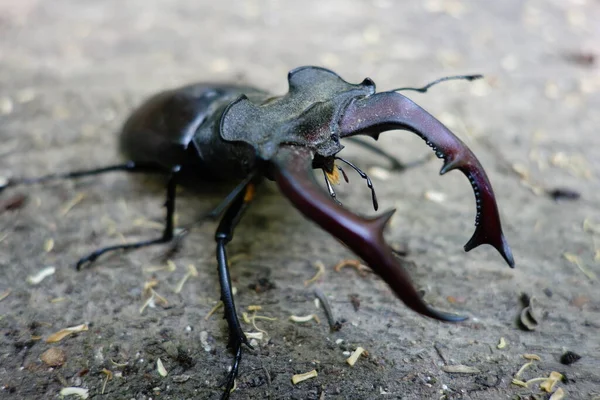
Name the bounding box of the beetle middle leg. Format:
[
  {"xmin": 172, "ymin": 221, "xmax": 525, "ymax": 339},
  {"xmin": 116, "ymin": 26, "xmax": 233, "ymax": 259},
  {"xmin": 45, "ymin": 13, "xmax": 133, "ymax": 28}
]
[
  {"xmin": 76, "ymin": 165, "xmax": 181, "ymax": 270},
  {"xmin": 214, "ymin": 180, "xmax": 257, "ymax": 399}
]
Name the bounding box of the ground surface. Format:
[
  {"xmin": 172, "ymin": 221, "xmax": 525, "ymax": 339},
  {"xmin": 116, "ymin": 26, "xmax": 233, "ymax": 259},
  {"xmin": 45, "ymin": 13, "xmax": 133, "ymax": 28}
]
[{"xmin": 1, "ymin": 1, "xmax": 599, "ymax": 399}]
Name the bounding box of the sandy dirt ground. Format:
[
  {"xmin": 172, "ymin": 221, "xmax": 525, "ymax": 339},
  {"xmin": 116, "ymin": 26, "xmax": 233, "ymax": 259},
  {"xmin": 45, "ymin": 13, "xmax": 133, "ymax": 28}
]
[{"xmin": 1, "ymin": 1, "xmax": 599, "ymax": 399}]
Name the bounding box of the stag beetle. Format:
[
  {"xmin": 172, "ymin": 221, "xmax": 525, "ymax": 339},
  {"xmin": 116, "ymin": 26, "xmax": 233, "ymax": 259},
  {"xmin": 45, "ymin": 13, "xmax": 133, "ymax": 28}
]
[{"xmin": 2, "ymin": 66, "xmax": 514, "ymax": 399}]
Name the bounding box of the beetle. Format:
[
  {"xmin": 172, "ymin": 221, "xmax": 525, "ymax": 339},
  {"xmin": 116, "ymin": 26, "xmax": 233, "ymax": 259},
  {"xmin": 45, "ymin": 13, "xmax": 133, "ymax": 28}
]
[{"xmin": 1, "ymin": 66, "xmax": 514, "ymax": 399}]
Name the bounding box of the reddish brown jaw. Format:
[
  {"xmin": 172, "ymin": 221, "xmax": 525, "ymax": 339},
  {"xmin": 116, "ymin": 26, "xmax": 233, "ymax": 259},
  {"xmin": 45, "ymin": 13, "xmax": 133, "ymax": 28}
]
[
  {"xmin": 338, "ymin": 92, "xmax": 515, "ymax": 268},
  {"xmin": 272, "ymin": 145, "xmax": 467, "ymax": 322}
]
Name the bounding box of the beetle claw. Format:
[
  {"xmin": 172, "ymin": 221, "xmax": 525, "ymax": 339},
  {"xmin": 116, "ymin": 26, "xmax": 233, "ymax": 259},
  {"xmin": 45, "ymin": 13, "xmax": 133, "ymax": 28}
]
[
  {"xmin": 273, "ymin": 145, "xmax": 466, "ymax": 322},
  {"xmin": 339, "ymin": 91, "xmax": 515, "ymax": 268}
]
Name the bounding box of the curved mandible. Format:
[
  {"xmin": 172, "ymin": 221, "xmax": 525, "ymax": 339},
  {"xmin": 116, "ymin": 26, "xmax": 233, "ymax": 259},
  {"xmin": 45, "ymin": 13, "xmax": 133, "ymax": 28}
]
[
  {"xmin": 338, "ymin": 92, "xmax": 515, "ymax": 268},
  {"xmin": 271, "ymin": 145, "xmax": 466, "ymax": 322}
]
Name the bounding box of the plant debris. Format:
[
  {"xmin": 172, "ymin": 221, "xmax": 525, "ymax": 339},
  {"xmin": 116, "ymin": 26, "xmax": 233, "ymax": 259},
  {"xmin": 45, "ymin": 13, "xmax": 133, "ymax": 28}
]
[
  {"xmin": 334, "ymin": 259, "xmax": 370, "ymax": 277},
  {"xmin": 46, "ymin": 324, "xmax": 88, "ymax": 343},
  {"xmin": 58, "ymin": 192, "xmax": 86, "ymax": 217},
  {"xmin": 519, "ymin": 294, "xmax": 540, "ymax": 331},
  {"xmin": 157, "ymin": 358, "xmax": 168, "ymax": 377},
  {"xmin": 346, "ymin": 347, "xmax": 365, "ymax": 367},
  {"xmin": 27, "ymin": 266, "xmax": 56, "ymax": 285},
  {"xmin": 549, "ymin": 387, "xmax": 566, "ymax": 400},
  {"xmin": 304, "ymin": 260, "xmax": 325, "ymax": 286},
  {"xmin": 560, "ymin": 351, "xmax": 582, "ymax": 365},
  {"xmin": 441, "ymin": 365, "xmax": 481, "ymax": 374},
  {"xmin": 100, "ymin": 369, "xmax": 112, "ymax": 394},
  {"xmin": 497, "ymin": 337, "xmax": 507, "ymax": 349},
  {"xmin": 291, "ymin": 369, "xmax": 318, "ymax": 385},
  {"xmin": 0, "ymin": 289, "xmax": 11, "ymax": 302},
  {"xmin": 289, "ymin": 314, "xmax": 320, "ymax": 324},
  {"xmin": 40, "ymin": 347, "xmax": 67, "ymax": 367},
  {"xmin": 563, "ymin": 252, "xmax": 597, "ymax": 281},
  {"xmin": 140, "ymin": 279, "xmax": 169, "ymax": 314},
  {"xmin": 174, "ymin": 264, "xmax": 198, "ymax": 293},
  {"xmin": 59, "ymin": 387, "xmax": 89, "ymax": 399}
]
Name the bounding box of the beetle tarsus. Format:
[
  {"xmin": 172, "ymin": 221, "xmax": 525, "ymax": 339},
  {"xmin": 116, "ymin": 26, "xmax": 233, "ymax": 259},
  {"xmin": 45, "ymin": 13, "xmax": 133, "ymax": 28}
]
[{"xmin": 75, "ymin": 166, "xmax": 179, "ymax": 270}]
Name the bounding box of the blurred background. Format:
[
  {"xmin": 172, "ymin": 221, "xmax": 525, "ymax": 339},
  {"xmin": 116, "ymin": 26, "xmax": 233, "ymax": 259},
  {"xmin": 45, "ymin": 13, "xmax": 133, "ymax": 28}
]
[{"xmin": 1, "ymin": 1, "xmax": 599, "ymax": 399}]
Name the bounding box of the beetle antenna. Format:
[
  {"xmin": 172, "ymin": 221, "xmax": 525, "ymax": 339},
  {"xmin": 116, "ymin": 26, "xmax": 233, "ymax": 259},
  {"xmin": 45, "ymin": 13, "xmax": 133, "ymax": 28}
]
[
  {"xmin": 322, "ymin": 170, "xmax": 342, "ymax": 206},
  {"xmin": 335, "ymin": 157, "xmax": 378, "ymax": 211},
  {"xmin": 390, "ymin": 74, "xmax": 483, "ymax": 93},
  {"xmin": 337, "ymin": 165, "xmax": 350, "ymax": 183}
]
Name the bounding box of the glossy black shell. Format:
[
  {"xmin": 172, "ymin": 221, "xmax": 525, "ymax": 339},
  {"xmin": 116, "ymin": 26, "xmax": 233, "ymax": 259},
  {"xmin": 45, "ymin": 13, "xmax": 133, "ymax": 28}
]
[{"xmin": 119, "ymin": 84, "xmax": 267, "ymax": 181}]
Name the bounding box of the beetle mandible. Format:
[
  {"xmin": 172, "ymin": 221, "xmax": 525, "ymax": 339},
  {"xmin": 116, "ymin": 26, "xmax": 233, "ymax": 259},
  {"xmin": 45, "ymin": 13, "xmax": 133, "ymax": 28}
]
[{"xmin": 2, "ymin": 66, "xmax": 514, "ymax": 399}]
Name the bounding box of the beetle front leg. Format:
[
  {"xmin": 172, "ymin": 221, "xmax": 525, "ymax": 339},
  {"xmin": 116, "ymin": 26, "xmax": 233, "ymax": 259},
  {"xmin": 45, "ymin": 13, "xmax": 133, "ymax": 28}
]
[
  {"xmin": 76, "ymin": 165, "xmax": 180, "ymax": 270},
  {"xmin": 214, "ymin": 180, "xmax": 256, "ymax": 399}
]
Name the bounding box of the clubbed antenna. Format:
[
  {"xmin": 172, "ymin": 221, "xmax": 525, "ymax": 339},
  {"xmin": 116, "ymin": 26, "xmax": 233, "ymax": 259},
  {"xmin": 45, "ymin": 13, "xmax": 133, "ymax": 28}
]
[
  {"xmin": 335, "ymin": 157, "xmax": 378, "ymax": 211},
  {"xmin": 391, "ymin": 74, "xmax": 483, "ymax": 94}
]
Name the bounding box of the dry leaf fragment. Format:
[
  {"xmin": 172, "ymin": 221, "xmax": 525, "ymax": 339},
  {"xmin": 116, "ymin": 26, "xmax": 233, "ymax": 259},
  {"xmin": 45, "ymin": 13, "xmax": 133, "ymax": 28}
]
[
  {"xmin": 442, "ymin": 365, "xmax": 481, "ymax": 374},
  {"xmin": 59, "ymin": 387, "xmax": 89, "ymax": 399},
  {"xmin": 27, "ymin": 266, "xmax": 56, "ymax": 285},
  {"xmin": 46, "ymin": 324, "xmax": 88, "ymax": 343},
  {"xmin": 291, "ymin": 369, "xmax": 318, "ymax": 384},
  {"xmin": 346, "ymin": 347, "xmax": 365, "ymax": 366},
  {"xmin": 41, "ymin": 347, "xmax": 67, "ymax": 367},
  {"xmin": 157, "ymin": 358, "xmax": 168, "ymax": 377}
]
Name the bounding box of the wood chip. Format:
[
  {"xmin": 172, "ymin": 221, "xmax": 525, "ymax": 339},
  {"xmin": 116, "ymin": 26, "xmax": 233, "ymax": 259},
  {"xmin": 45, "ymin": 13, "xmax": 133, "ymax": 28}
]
[
  {"xmin": 304, "ymin": 261, "xmax": 325, "ymax": 286},
  {"xmin": 540, "ymin": 371, "xmax": 563, "ymax": 393},
  {"xmin": 291, "ymin": 369, "xmax": 318, "ymax": 384},
  {"xmin": 289, "ymin": 314, "xmax": 320, "ymax": 324},
  {"xmin": 27, "ymin": 266, "xmax": 56, "ymax": 285},
  {"xmin": 157, "ymin": 358, "xmax": 168, "ymax": 377},
  {"xmin": 523, "ymin": 353, "xmax": 542, "ymax": 361},
  {"xmin": 46, "ymin": 324, "xmax": 88, "ymax": 343},
  {"xmin": 59, "ymin": 387, "xmax": 89, "ymax": 399},
  {"xmin": 346, "ymin": 347, "xmax": 365, "ymax": 366},
  {"xmin": 497, "ymin": 337, "xmax": 507, "ymax": 349},
  {"xmin": 549, "ymin": 387, "xmax": 565, "ymax": 400},
  {"xmin": 442, "ymin": 365, "xmax": 481, "ymax": 374}
]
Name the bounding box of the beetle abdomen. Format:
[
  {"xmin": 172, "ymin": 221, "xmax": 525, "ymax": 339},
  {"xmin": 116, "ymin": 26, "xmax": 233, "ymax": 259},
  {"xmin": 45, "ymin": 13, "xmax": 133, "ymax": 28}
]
[{"xmin": 119, "ymin": 83, "xmax": 267, "ymax": 180}]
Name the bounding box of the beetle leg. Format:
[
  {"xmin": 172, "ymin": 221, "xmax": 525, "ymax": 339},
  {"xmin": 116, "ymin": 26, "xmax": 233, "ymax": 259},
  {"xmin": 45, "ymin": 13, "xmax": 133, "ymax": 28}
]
[
  {"xmin": 214, "ymin": 180, "xmax": 256, "ymax": 399},
  {"xmin": 0, "ymin": 161, "xmax": 166, "ymax": 193},
  {"xmin": 76, "ymin": 165, "xmax": 180, "ymax": 270},
  {"xmin": 272, "ymin": 145, "xmax": 466, "ymax": 322},
  {"xmin": 339, "ymin": 91, "xmax": 514, "ymax": 268}
]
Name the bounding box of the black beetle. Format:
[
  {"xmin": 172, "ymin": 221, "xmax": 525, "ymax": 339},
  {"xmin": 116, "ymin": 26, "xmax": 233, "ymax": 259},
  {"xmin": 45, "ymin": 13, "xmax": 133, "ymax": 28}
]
[{"xmin": 2, "ymin": 66, "xmax": 514, "ymax": 399}]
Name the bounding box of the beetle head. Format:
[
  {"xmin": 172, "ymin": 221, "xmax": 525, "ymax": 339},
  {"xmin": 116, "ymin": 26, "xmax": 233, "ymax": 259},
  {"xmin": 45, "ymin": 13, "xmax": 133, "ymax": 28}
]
[{"xmin": 220, "ymin": 66, "xmax": 375, "ymax": 160}]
